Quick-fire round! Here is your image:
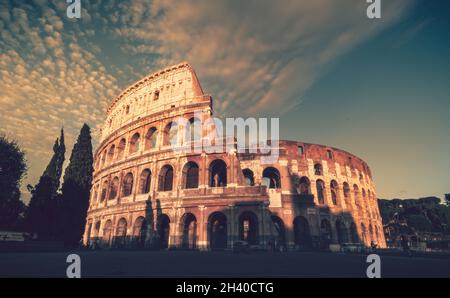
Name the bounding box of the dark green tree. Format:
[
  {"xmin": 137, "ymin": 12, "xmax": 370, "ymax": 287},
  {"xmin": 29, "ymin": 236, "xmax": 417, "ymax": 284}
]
[
  {"xmin": 43, "ymin": 128, "xmax": 65, "ymax": 194},
  {"xmin": 25, "ymin": 128, "xmax": 65, "ymax": 239},
  {"xmin": 59, "ymin": 124, "xmax": 93, "ymax": 247},
  {"xmin": 0, "ymin": 135, "xmax": 27, "ymax": 230},
  {"xmin": 445, "ymin": 194, "xmax": 450, "ymax": 207}
]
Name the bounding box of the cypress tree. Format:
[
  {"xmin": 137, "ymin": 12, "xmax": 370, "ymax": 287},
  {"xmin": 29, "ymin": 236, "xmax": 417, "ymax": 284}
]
[
  {"xmin": 59, "ymin": 124, "xmax": 93, "ymax": 247},
  {"xmin": 25, "ymin": 128, "xmax": 65, "ymax": 239}
]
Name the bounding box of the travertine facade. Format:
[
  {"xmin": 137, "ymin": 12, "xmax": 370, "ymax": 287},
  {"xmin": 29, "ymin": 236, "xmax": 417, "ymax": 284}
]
[{"xmin": 83, "ymin": 62, "xmax": 386, "ymax": 250}]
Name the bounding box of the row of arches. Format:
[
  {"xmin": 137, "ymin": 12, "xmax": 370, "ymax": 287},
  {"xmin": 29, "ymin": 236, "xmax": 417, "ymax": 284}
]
[
  {"xmin": 88, "ymin": 211, "xmax": 380, "ymax": 250},
  {"xmin": 296, "ymin": 177, "xmax": 375, "ymax": 207},
  {"xmin": 98, "ymin": 117, "xmax": 202, "ymax": 169},
  {"xmin": 93, "ymin": 162, "xmax": 287, "ymax": 202}
]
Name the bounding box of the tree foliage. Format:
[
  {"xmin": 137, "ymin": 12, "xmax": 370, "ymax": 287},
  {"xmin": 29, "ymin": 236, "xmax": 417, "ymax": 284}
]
[
  {"xmin": 378, "ymin": 197, "xmax": 450, "ymax": 233},
  {"xmin": 25, "ymin": 129, "xmax": 65, "ymax": 239},
  {"xmin": 0, "ymin": 135, "xmax": 27, "ymax": 229},
  {"xmin": 59, "ymin": 124, "xmax": 93, "ymax": 247}
]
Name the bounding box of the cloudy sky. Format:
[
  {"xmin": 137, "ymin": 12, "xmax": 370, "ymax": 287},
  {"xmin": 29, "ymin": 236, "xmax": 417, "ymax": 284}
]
[{"xmin": 1, "ymin": 0, "xmax": 449, "ymax": 202}]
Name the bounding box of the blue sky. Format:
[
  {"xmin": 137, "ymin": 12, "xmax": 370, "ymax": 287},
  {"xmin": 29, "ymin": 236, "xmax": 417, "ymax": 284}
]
[{"xmin": 0, "ymin": 0, "xmax": 448, "ymax": 202}]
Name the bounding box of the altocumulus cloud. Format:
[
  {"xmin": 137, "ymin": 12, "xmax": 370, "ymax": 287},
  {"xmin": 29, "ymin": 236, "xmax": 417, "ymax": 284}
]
[{"xmin": 0, "ymin": 0, "xmax": 413, "ymax": 201}]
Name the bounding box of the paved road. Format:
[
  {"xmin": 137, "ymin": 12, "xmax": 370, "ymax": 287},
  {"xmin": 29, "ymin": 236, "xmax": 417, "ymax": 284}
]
[{"xmin": 0, "ymin": 250, "xmax": 449, "ymax": 278}]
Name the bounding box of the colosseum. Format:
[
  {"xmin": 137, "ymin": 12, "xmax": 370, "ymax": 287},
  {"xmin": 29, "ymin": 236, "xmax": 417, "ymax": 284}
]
[{"xmin": 83, "ymin": 62, "xmax": 386, "ymax": 251}]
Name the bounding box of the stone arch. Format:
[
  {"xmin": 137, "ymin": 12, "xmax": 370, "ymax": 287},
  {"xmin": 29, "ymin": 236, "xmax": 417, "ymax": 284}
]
[
  {"xmin": 180, "ymin": 213, "xmax": 197, "ymax": 249},
  {"xmin": 242, "ymin": 168, "xmax": 255, "ymax": 186},
  {"xmin": 163, "ymin": 121, "xmax": 178, "ymax": 146},
  {"xmin": 314, "ymin": 163, "xmax": 323, "ymax": 175},
  {"xmin": 262, "ymin": 167, "xmax": 281, "ymax": 189},
  {"xmin": 132, "ymin": 216, "xmax": 147, "ymax": 248},
  {"xmin": 335, "ymin": 219, "xmax": 348, "ymax": 244},
  {"xmin": 107, "ymin": 145, "xmax": 115, "ymax": 164},
  {"xmin": 109, "ymin": 176, "xmax": 119, "ymax": 199},
  {"xmin": 182, "ymin": 161, "xmax": 199, "ymax": 189},
  {"xmin": 320, "ymin": 219, "xmax": 332, "ymax": 248},
  {"xmin": 208, "ymin": 212, "xmax": 227, "ymax": 250},
  {"xmin": 209, "ymin": 159, "xmax": 227, "ymax": 187},
  {"xmin": 117, "ymin": 138, "xmax": 126, "ymax": 160},
  {"xmin": 360, "ymin": 222, "xmax": 367, "ymax": 245},
  {"xmin": 293, "ymin": 216, "xmax": 311, "ymax": 249},
  {"xmin": 102, "ymin": 220, "xmax": 113, "ymax": 247},
  {"xmin": 350, "ymin": 222, "xmax": 359, "ymax": 243},
  {"xmin": 271, "ymin": 215, "xmax": 286, "ymax": 250},
  {"xmin": 330, "ymin": 180, "xmax": 339, "ymax": 206},
  {"xmin": 139, "ymin": 169, "xmax": 151, "ymax": 194},
  {"xmin": 129, "ymin": 133, "xmax": 140, "ymax": 154},
  {"xmin": 115, "ymin": 218, "xmax": 128, "ymax": 248},
  {"xmin": 156, "ymin": 214, "xmax": 170, "ymax": 249},
  {"xmin": 122, "ymin": 172, "xmax": 133, "ymax": 197},
  {"xmin": 353, "ymin": 184, "xmax": 360, "ymax": 206},
  {"xmin": 100, "ymin": 180, "xmax": 108, "ymax": 202},
  {"xmin": 238, "ymin": 211, "xmax": 259, "ymax": 245},
  {"xmin": 188, "ymin": 117, "xmax": 202, "ymax": 143},
  {"xmin": 343, "ymin": 182, "xmax": 350, "ymax": 201},
  {"xmin": 298, "ymin": 176, "xmax": 311, "ymax": 195},
  {"xmin": 158, "ymin": 165, "xmax": 174, "ymax": 191},
  {"xmin": 316, "ymin": 179, "xmax": 326, "ymax": 205},
  {"xmin": 145, "ymin": 127, "xmax": 158, "ymax": 150}
]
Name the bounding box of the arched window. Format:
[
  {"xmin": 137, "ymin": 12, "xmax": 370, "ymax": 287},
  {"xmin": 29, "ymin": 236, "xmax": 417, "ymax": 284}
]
[
  {"xmin": 343, "ymin": 182, "xmax": 350, "ymax": 200},
  {"xmin": 353, "ymin": 184, "xmax": 360, "ymax": 206},
  {"xmin": 298, "ymin": 176, "xmax": 311, "ymax": 195},
  {"xmin": 101, "ymin": 149, "xmax": 107, "ymax": 166},
  {"xmin": 122, "ymin": 173, "xmax": 133, "ymax": 197},
  {"xmin": 180, "ymin": 213, "xmax": 197, "ymax": 249},
  {"xmin": 316, "ymin": 179, "xmax": 325, "ymax": 204},
  {"xmin": 115, "ymin": 218, "xmax": 127, "ymax": 248},
  {"xmin": 182, "ymin": 162, "xmax": 199, "ymax": 189},
  {"xmin": 320, "ymin": 219, "xmax": 332, "ymax": 247},
  {"xmin": 145, "ymin": 127, "xmax": 158, "ymax": 150},
  {"xmin": 209, "ymin": 159, "xmax": 227, "ymax": 187},
  {"xmin": 139, "ymin": 169, "xmax": 151, "ymax": 194},
  {"xmin": 132, "ymin": 217, "xmax": 147, "ymax": 248},
  {"xmin": 330, "ymin": 180, "xmax": 338, "ymax": 205},
  {"xmin": 335, "ymin": 220, "xmax": 348, "ymax": 244},
  {"xmin": 262, "ymin": 167, "xmax": 281, "ymax": 189},
  {"xmin": 92, "ymin": 184, "xmax": 99, "ymax": 203},
  {"xmin": 271, "ymin": 216, "xmax": 286, "ymax": 249},
  {"xmin": 188, "ymin": 117, "xmax": 201, "ymax": 143},
  {"xmin": 242, "ymin": 169, "xmax": 255, "ymax": 186},
  {"xmin": 107, "ymin": 145, "xmax": 115, "ymax": 164},
  {"xmin": 117, "ymin": 138, "xmax": 126, "ymax": 160},
  {"xmin": 109, "ymin": 177, "xmax": 119, "ymax": 199},
  {"xmin": 326, "ymin": 150, "xmax": 333, "ymax": 159},
  {"xmin": 100, "ymin": 180, "xmax": 108, "ymax": 202},
  {"xmin": 293, "ymin": 216, "xmax": 311, "ymax": 248},
  {"xmin": 158, "ymin": 165, "xmax": 174, "ymax": 191},
  {"xmin": 154, "ymin": 90, "xmax": 160, "ymax": 101},
  {"xmin": 163, "ymin": 122, "xmax": 178, "ymax": 146},
  {"xmin": 103, "ymin": 220, "xmax": 113, "ymax": 246},
  {"xmin": 208, "ymin": 212, "xmax": 227, "ymax": 249},
  {"xmin": 314, "ymin": 163, "xmax": 323, "ymax": 175},
  {"xmin": 157, "ymin": 214, "xmax": 170, "ymax": 249},
  {"xmin": 129, "ymin": 133, "xmax": 140, "ymax": 154},
  {"xmin": 297, "ymin": 146, "xmax": 304, "ymax": 156},
  {"xmin": 350, "ymin": 222, "xmax": 359, "ymax": 243},
  {"xmin": 238, "ymin": 211, "xmax": 259, "ymax": 245}
]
